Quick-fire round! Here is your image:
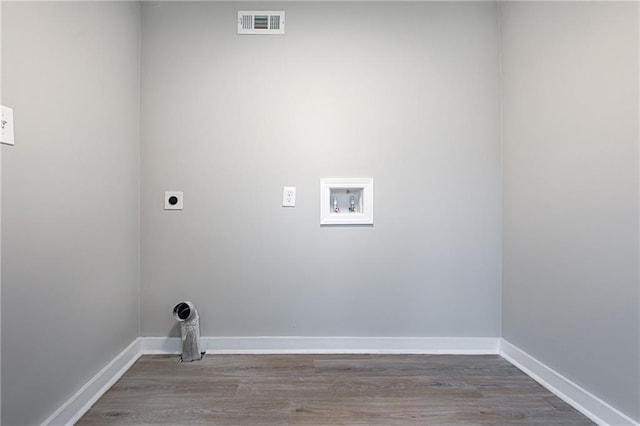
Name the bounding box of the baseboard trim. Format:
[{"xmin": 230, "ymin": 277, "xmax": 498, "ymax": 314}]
[
  {"xmin": 42, "ymin": 337, "xmax": 638, "ymax": 426},
  {"xmin": 499, "ymin": 339, "xmax": 638, "ymax": 426},
  {"xmin": 42, "ymin": 338, "xmax": 142, "ymax": 426},
  {"xmin": 142, "ymin": 336, "xmax": 500, "ymax": 355}
]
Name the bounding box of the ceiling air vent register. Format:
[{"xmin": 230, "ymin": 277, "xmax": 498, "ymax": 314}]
[{"xmin": 237, "ymin": 11, "xmax": 285, "ymax": 35}]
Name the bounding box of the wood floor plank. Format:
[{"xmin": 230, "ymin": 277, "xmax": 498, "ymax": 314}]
[
  {"xmin": 81, "ymin": 397, "xmax": 291, "ymax": 425},
  {"xmin": 290, "ymin": 397, "xmax": 505, "ymax": 425},
  {"xmin": 313, "ymin": 356, "xmax": 517, "ymax": 378},
  {"xmin": 235, "ymin": 375, "xmax": 482, "ymax": 400},
  {"xmin": 77, "ymin": 354, "xmax": 594, "ymax": 425},
  {"xmin": 107, "ymin": 376, "xmax": 239, "ymax": 397}
]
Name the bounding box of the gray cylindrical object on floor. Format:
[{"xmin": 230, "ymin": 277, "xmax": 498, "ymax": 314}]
[{"xmin": 172, "ymin": 301, "xmax": 203, "ymax": 362}]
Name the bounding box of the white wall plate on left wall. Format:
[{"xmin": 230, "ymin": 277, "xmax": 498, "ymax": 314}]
[{"xmin": 1, "ymin": 105, "xmax": 15, "ymax": 145}]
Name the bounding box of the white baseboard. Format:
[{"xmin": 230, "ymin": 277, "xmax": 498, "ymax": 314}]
[
  {"xmin": 499, "ymin": 339, "xmax": 638, "ymax": 426},
  {"xmin": 42, "ymin": 338, "xmax": 142, "ymax": 426},
  {"xmin": 50, "ymin": 337, "xmax": 637, "ymax": 426},
  {"xmin": 142, "ymin": 336, "xmax": 500, "ymax": 355}
]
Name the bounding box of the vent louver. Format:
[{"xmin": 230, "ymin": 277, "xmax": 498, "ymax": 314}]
[{"xmin": 237, "ymin": 11, "xmax": 285, "ymax": 35}]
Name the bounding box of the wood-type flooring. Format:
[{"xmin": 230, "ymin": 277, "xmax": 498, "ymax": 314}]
[{"xmin": 78, "ymin": 354, "xmax": 593, "ymax": 425}]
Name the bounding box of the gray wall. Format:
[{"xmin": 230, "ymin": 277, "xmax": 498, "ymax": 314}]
[
  {"xmin": 1, "ymin": 2, "xmax": 141, "ymax": 424},
  {"xmin": 140, "ymin": 1, "xmax": 502, "ymax": 338},
  {"xmin": 0, "ymin": 3, "xmax": 3, "ymax": 420},
  {"xmin": 500, "ymin": 2, "xmax": 640, "ymax": 421}
]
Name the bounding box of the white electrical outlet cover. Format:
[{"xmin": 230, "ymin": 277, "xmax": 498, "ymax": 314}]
[
  {"xmin": 1, "ymin": 105, "xmax": 15, "ymax": 146},
  {"xmin": 164, "ymin": 191, "xmax": 184, "ymax": 210},
  {"xmin": 282, "ymin": 186, "xmax": 296, "ymax": 207}
]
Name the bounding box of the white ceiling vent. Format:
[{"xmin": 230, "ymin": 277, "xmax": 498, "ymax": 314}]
[{"xmin": 237, "ymin": 11, "xmax": 285, "ymax": 35}]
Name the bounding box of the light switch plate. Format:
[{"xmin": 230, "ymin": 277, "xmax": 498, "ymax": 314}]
[
  {"xmin": 282, "ymin": 186, "xmax": 296, "ymax": 207},
  {"xmin": 164, "ymin": 191, "xmax": 183, "ymax": 210},
  {"xmin": 1, "ymin": 105, "xmax": 15, "ymax": 146}
]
